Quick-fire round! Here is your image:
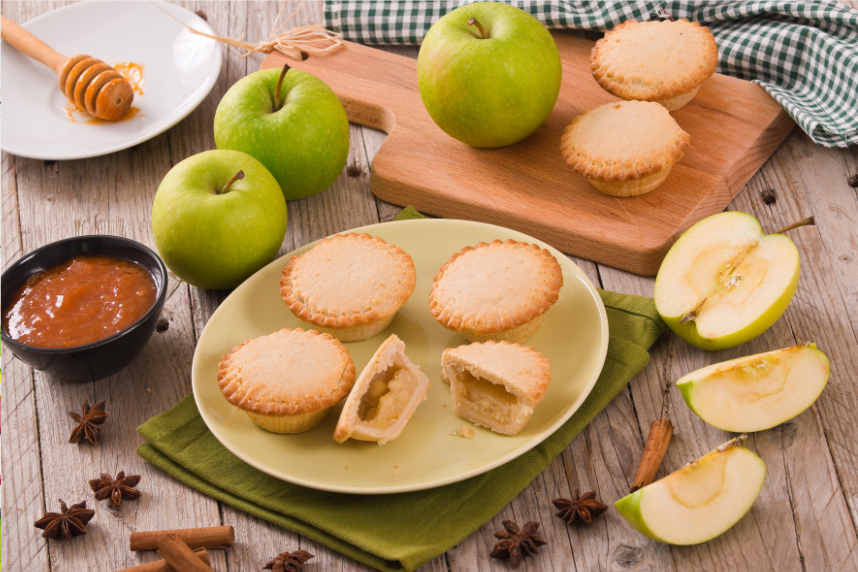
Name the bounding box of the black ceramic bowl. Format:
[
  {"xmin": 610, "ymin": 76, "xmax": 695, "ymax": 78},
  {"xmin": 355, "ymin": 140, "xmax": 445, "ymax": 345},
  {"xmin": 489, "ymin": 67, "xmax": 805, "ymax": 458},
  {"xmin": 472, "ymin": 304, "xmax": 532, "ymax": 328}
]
[{"xmin": 1, "ymin": 235, "xmax": 168, "ymax": 383}]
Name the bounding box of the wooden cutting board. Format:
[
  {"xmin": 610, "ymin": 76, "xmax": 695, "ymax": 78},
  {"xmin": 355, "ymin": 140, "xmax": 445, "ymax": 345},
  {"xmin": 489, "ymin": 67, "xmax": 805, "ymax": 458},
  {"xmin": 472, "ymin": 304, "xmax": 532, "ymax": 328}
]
[{"xmin": 261, "ymin": 33, "xmax": 794, "ymax": 276}]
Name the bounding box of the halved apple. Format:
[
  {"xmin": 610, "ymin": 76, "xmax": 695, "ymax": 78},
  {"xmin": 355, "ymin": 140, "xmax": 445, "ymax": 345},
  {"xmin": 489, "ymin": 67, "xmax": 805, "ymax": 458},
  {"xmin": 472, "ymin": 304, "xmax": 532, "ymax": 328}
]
[
  {"xmin": 654, "ymin": 212, "xmax": 801, "ymax": 350},
  {"xmin": 677, "ymin": 344, "xmax": 829, "ymax": 432},
  {"xmin": 616, "ymin": 436, "xmax": 766, "ymax": 545}
]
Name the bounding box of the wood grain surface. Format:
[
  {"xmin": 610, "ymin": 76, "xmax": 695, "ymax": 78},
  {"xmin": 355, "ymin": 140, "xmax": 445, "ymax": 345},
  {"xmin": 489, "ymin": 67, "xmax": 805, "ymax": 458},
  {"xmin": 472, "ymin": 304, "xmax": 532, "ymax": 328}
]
[
  {"xmin": 2, "ymin": 2, "xmax": 858, "ymax": 572},
  {"xmin": 261, "ymin": 32, "xmax": 794, "ymax": 276}
]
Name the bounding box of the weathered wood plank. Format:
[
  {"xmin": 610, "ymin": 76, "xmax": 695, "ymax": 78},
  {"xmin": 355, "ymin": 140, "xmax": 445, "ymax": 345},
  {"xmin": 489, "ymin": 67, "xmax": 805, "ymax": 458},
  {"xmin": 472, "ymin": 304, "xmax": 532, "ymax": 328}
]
[
  {"xmin": 736, "ymin": 132, "xmax": 858, "ymax": 566},
  {"xmin": 1, "ymin": 4, "xmax": 225, "ymax": 571},
  {"xmin": 2, "ymin": 154, "xmax": 23, "ymax": 271},
  {"xmin": 0, "ymin": 358, "xmax": 49, "ymax": 572}
]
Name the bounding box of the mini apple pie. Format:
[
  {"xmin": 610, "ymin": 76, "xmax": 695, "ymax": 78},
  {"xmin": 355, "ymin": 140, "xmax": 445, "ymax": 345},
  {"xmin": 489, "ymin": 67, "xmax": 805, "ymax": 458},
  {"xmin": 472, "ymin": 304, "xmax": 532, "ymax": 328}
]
[
  {"xmin": 334, "ymin": 334, "xmax": 430, "ymax": 445},
  {"xmin": 441, "ymin": 341, "xmax": 550, "ymax": 436},
  {"xmin": 217, "ymin": 328, "xmax": 355, "ymax": 434},
  {"xmin": 591, "ymin": 19, "xmax": 718, "ymax": 111},
  {"xmin": 429, "ymin": 239, "xmax": 563, "ymax": 343},
  {"xmin": 560, "ymin": 100, "xmax": 690, "ymax": 197},
  {"xmin": 280, "ymin": 233, "xmax": 416, "ymax": 342}
]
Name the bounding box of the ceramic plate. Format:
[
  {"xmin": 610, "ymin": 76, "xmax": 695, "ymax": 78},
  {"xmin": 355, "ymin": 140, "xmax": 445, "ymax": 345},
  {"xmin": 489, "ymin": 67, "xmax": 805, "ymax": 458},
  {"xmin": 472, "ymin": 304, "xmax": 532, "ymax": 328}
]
[
  {"xmin": 1, "ymin": 1, "xmax": 221, "ymax": 160},
  {"xmin": 193, "ymin": 219, "xmax": 609, "ymax": 494}
]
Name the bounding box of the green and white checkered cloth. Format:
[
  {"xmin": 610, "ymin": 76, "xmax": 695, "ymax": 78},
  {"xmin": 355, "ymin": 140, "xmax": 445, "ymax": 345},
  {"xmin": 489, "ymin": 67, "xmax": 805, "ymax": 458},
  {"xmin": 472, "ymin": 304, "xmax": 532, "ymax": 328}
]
[{"xmin": 324, "ymin": 1, "xmax": 858, "ymax": 147}]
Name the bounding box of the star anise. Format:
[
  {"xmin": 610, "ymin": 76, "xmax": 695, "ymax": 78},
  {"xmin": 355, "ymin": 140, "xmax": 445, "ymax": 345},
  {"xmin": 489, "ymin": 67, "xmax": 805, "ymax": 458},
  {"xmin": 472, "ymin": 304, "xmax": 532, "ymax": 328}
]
[
  {"xmin": 489, "ymin": 520, "xmax": 547, "ymax": 569},
  {"xmin": 89, "ymin": 471, "xmax": 142, "ymax": 508},
  {"xmin": 264, "ymin": 549, "xmax": 314, "ymax": 572},
  {"xmin": 34, "ymin": 499, "xmax": 95, "ymax": 540},
  {"xmin": 68, "ymin": 400, "xmax": 109, "ymax": 444},
  {"xmin": 553, "ymin": 489, "xmax": 608, "ymax": 526}
]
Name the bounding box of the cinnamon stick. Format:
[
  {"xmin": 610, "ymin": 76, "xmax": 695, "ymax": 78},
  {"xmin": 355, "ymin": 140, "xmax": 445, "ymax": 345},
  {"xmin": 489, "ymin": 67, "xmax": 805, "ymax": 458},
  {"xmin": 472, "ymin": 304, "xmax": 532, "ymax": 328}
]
[
  {"xmin": 157, "ymin": 535, "xmax": 215, "ymax": 572},
  {"xmin": 630, "ymin": 418, "xmax": 674, "ymax": 493},
  {"xmin": 117, "ymin": 549, "xmax": 210, "ymax": 572},
  {"xmin": 130, "ymin": 526, "xmax": 234, "ymax": 551}
]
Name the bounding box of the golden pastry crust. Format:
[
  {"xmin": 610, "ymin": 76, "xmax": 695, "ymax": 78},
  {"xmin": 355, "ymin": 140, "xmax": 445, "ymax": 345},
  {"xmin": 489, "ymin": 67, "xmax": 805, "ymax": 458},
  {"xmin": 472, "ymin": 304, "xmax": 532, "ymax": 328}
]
[
  {"xmin": 217, "ymin": 328, "xmax": 355, "ymax": 416},
  {"xmin": 441, "ymin": 341, "xmax": 551, "ymax": 407},
  {"xmin": 429, "ymin": 239, "xmax": 563, "ymax": 337},
  {"xmin": 333, "ymin": 334, "xmax": 430, "ymax": 445},
  {"xmin": 560, "ymin": 100, "xmax": 690, "ymax": 182},
  {"xmin": 591, "ymin": 19, "xmax": 718, "ymax": 102},
  {"xmin": 280, "ymin": 233, "xmax": 416, "ymax": 330}
]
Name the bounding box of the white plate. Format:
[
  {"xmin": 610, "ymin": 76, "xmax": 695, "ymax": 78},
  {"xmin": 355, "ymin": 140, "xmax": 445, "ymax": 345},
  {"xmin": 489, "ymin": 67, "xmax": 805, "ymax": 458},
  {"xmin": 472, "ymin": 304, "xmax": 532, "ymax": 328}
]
[
  {"xmin": 192, "ymin": 219, "xmax": 609, "ymax": 494},
  {"xmin": 1, "ymin": 1, "xmax": 221, "ymax": 160}
]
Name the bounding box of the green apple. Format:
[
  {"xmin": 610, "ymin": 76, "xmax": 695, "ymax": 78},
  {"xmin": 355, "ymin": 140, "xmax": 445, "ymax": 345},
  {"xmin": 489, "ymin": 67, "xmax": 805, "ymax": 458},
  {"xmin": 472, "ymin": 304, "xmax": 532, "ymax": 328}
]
[
  {"xmin": 654, "ymin": 211, "xmax": 805, "ymax": 350},
  {"xmin": 416, "ymin": 2, "xmax": 562, "ymax": 148},
  {"xmin": 616, "ymin": 436, "xmax": 766, "ymax": 545},
  {"xmin": 152, "ymin": 150, "xmax": 287, "ymax": 290},
  {"xmin": 677, "ymin": 344, "xmax": 829, "ymax": 432},
  {"xmin": 214, "ymin": 65, "xmax": 349, "ymax": 201}
]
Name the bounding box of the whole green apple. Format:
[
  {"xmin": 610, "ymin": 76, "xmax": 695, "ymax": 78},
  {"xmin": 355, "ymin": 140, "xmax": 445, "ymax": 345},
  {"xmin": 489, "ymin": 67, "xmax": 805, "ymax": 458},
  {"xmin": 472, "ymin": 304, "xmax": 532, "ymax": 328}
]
[
  {"xmin": 152, "ymin": 150, "xmax": 287, "ymax": 290},
  {"xmin": 214, "ymin": 65, "xmax": 349, "ymax": 201},
  {"xmin": 417, "ymin": 2, "xmax": 562, "ymax": 148}
]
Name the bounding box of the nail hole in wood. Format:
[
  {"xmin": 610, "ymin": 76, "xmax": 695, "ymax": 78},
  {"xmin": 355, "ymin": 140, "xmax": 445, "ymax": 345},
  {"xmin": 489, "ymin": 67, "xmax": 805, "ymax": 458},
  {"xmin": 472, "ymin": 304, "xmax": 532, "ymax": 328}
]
[
  {"xmin": 156, "ymin": 319, "xmax": 169, "ymax": 333},
  {"xmin": 760, "ymin": 188, "xmax": 777, "ymax": 205}
]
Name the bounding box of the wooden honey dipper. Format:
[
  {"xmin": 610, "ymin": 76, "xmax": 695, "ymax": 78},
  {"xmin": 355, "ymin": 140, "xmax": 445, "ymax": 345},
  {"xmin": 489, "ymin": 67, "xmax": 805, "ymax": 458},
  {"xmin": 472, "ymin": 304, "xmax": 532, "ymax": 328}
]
[{"xmin": 1, "ymin": 16, "xmax": 134, "ymax": 121}]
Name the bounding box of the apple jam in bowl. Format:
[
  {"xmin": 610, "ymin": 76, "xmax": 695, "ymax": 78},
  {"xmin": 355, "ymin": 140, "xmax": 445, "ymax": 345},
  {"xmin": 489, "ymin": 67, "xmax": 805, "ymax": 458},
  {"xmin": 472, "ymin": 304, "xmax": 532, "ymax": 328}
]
[{"xmin": 1, "ymin": 235, "xmax": 167, "ymax": 382}]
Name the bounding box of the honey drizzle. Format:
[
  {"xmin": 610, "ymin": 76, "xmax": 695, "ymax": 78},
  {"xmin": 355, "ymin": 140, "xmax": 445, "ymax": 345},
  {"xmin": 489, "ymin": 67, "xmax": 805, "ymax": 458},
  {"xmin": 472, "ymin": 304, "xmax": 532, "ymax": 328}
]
[
  {"xmin": 63, "ymin": 101, "xmax": 142, "ymax": 124},
  {"xmin": 114, "ymin": 62, "xmax": 145, "ymax": 96}
]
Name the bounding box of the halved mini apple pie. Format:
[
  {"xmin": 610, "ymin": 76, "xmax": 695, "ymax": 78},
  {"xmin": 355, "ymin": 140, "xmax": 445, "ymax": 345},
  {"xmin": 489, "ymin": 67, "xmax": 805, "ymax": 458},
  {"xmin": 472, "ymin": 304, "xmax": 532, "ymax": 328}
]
[
  {"xmin": 334, "ymin": 334, "xmax": 430, "ymax": 445},
  {"xmin": 441, "ymin": 341, "xmax": 550, "ymax": 436}
]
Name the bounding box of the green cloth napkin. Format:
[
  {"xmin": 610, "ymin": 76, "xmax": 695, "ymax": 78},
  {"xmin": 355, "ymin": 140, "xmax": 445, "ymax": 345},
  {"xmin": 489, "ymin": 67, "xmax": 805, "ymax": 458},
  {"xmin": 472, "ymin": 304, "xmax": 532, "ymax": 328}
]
[{"xmin": 138, "ymin": 209, "xmax": 667, "ymax": 572}]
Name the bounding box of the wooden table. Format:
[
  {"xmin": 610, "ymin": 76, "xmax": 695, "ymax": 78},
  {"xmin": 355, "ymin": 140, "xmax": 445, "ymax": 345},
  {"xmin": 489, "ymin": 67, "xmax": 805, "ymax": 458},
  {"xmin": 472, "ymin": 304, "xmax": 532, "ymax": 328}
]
[{"xmin": 3, "ymin": 2, "xmax": 858, "ymax": 571}]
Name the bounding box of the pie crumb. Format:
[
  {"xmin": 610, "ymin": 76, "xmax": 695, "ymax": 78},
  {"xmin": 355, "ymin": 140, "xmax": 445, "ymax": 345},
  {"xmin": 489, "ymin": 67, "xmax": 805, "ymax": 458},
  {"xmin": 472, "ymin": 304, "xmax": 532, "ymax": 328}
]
[{"xmin": 451, "ymin": 426, "xmax": 475, "ymax": 438}]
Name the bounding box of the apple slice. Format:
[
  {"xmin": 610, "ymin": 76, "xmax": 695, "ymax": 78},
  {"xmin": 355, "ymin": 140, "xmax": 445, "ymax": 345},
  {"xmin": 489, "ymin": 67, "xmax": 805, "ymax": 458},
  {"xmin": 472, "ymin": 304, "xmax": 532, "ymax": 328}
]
[
  {"xmin": 654, "ymin": 212, "xmax": 807, "ymax": 350},
  {"xmin": 677, "ymin": 344, "xmax": 829, "ymax": 432},
  {"xmin": 616, "ymin": 436, "xmax": 766, "ymax": 545}
]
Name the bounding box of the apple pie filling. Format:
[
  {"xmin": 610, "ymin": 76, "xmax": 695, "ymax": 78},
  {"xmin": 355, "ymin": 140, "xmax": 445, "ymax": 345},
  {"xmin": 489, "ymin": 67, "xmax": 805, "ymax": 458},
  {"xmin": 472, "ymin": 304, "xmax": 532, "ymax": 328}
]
[
  {"xmin": 454, "ymin": 369, "xmax": 520, "ymax": 427},
  {"xmin": 357, "ymin": 366, "xmax": 419, "ymax": 430}
]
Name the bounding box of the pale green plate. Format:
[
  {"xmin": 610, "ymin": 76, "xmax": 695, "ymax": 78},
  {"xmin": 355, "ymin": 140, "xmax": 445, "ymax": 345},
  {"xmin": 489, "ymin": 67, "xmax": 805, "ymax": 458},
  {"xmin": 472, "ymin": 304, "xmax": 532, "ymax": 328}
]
[{"xmin": 192, "ymin": 219, "xmax": 608, "ymax": 494}]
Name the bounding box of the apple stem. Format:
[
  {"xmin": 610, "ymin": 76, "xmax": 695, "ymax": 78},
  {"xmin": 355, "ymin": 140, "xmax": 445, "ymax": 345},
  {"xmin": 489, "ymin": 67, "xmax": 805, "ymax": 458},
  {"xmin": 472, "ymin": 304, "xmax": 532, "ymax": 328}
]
[
  {"xmin": 219, "ymin": 170, "xmax": 245, "ymax": 195},
  {"xmin": 274, "ymin": 63, "xmax": 290, "ymax": 112},
  {"xmin": 467, "ymin": 17, "xmax": 488, "ymax": 39},
  {"xmin": 773, "ymin": 216, "xmax": 815, "ymax": 235}
]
